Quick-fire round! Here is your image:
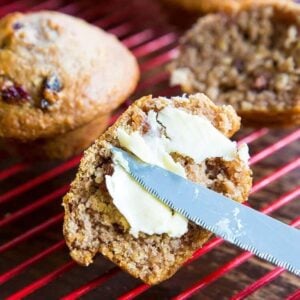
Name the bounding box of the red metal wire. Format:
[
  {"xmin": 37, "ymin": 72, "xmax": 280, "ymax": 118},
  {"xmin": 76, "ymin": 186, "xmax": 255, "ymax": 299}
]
[
  {"xmin": 122, "ymin": 29, "xmax": 156, "ymax": 48},
  {"xmin": 0, "ymin": 185, "xmax": 69, "ymax": 227},
  {"xmin": 95, "ymin": 7, "xmax": 134, "ymax": 28},
  {"xmin": 29, "ymin": 0, "xmax": 71, "ymax": 11},
  {"xmin": 0, "ymin": 213, "xmax": 63, "ymax": 253},
  {"xmin": 133, "ymin": 32, "xmax": 177, "ymax": 58},
  {"xmin": 62, "ymin": 0, "xmax": 112, "ymax": 17},
  {"xmin": 249, "ymin": 129, "xmax": 300, "ymax": 165},
  {"xmin": 61, "ymin": 267, "xmax": 121, "ymax": 300},
  {"xmin": 0, "ymin": 0, "xmax": 37, "ymax": 17},
  {"xmin": 6, "ymin": 261, "xmax": 76, "ymax": 300},
  {"xmin": 1, "ymin": 1, "xmax": 299, "ymax": 299},
  {"xmin": 0, "ymin": 162, "xmax": 29, "ymax": 181},
  {"xmin": 140, "ymin": 48, "xmax": 179, "ymax": 72},
  {"xmin": 250, "ymin": 158, "xmax": 300, "ymax": 194},
  {"xmin": 237, "ymin": 128, "xmax": 269, "ymax": 145},
  {"xmin": 0, "ymin": 240, "xmax": 65, "ymax": 284},
  {"xmin": 0, "ymin": 156, "xmax": 80, "ymax": 204},
  {"xmin": 72, "ymin": 0, "xmax": 119, "ymax": 19},
  {"xmin": 118, "ymin": 284, "xmax": 150, "ymax": 300},
  {"xmin": 286, "ymin": 289, "xmax": 300, "ymax": 300}
]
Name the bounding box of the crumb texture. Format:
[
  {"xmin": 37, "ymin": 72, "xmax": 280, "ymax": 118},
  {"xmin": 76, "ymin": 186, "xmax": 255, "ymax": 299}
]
[
  {"xmin": 172, "ymin": 3, "xmax": 300, "ymax": 125},
  {"xmin": 63, "ymin": 94, "xmax": 252, "ymax": 284}
]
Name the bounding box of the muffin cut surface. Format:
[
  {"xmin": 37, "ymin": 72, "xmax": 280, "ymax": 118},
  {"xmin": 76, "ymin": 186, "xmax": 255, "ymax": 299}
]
[
  {"xmin": 63, "ymin": 94, "xmax": 252, "ymax": 284},
  {"xmin": 171, "ymin": 2, "xmax": 300, "ymax": 125}
]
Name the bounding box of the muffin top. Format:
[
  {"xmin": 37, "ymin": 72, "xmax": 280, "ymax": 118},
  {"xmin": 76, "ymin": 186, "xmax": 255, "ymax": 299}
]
[{"xmin": 0, "ymin": 11, "xmax": 139, "ymax": 140}]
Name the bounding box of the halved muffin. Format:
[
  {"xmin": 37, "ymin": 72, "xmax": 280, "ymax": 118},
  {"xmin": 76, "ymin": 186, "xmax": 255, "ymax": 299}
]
[
  {"xmin": 63, "ymin": 93, "xmax": 252, "ymax": 284},
  {"xmin": 171, "ymin": 1, "xmax": 300, "ymax": 125}
]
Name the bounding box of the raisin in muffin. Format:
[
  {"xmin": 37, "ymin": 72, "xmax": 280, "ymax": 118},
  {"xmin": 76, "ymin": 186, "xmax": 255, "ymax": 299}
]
[
  {"xmin": 171, "ymin": 1, "xmax": 300, "ymax": 126},
  {"xmin": 63, "ymin": 93, "xmax": 252, "ymax": 284},
  {"xmin": 0, "ymin": 11, "xmax": 139, "ymax": 159}
]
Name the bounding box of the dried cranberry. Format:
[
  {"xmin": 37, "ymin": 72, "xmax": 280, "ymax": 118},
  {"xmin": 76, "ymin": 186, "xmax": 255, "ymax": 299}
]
[
  {"xmin": 44, "ymin": 74, "xmax": 62, "ymax": 92},
  {"xmin": 252, "ymin": 75, "xmax": 269, "ymax": 92},
  {"xmin": 40, "ymin": 99, "xmax": 50, "ymax": 110},
  {"xmin": 12, "ymin": 22, "xmax": 23, "ymax": 30},
  {"xmin": 2, "ymin": 85, "xmax": 30, "ymax": 103}
]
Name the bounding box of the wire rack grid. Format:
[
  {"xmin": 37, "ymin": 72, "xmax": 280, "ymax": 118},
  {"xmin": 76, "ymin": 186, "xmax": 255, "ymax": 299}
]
[{"xmin": 0, "ymin": 0, "xmax": 299, "ymax": 299}]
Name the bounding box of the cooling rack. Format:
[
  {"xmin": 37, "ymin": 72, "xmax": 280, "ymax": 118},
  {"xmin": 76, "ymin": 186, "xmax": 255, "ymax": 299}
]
[{"xmin": 0, "ymin": 0, "xmax": 299, "ymax": 299}]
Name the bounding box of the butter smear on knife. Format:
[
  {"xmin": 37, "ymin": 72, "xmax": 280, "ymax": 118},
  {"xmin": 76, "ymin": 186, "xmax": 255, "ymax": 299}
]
[{"xmin": 105, "ymin": 106, "xmax": 249, "ymax": 238}]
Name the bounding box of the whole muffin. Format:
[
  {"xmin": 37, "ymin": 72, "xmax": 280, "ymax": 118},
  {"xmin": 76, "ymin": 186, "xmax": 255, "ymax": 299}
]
[
  {"xmin": 171, "ymin": 1, "xmax": 300, "ymax": 126},
  {"xmin": 0, "ymin": 11, "xmax": 139, "ymax": 159}
]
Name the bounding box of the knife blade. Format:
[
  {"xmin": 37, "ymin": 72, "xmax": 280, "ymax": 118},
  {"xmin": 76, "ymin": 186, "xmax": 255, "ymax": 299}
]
[{"xmin": 111, "ymin": 146, "xmax": 300, "ymax": 276}]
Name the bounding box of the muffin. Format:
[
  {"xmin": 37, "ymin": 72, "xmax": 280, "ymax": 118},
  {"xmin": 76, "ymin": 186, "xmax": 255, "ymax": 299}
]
[
  {"xmin": 0, "ymin": 11, "xmax": 139, "ymax": 159},
  {"xmin": 171, "ymin": 1, "xmax": 300, "ymax": 126},
  {"xmin": 165, "ymin": 0, "xmax": 294, "ymax": 14},
  {"xmin": 63, "ymin": 93, "xmax": 252, "ymax": 284}
]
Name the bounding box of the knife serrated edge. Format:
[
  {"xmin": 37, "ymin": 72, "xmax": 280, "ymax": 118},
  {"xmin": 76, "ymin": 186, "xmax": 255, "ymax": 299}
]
[{"xmin": 128, "ymin": 170, "xmax": 300, "ymax": 276}]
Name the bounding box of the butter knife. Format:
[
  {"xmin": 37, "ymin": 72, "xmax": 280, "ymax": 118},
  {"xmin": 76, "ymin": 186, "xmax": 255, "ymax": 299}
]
[{"xmin": 111, "ymin": 147, "xmax": 300, "ymax": 276}]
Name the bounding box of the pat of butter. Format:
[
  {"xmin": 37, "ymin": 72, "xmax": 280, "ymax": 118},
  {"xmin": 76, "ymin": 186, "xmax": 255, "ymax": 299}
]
[
  {"xmin": 105, "ymin": 164, "xmax": 188, "ymax": 238},
  {"xmin": 157, "ymin": 107, "xmax": 238, "ymax": 163},
  {"xmin": 105, "ymin": 106, "xmax": 249, "ymax": 238}
]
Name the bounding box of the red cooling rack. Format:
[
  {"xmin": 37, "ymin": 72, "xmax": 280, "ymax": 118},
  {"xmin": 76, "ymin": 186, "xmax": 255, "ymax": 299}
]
[{"xmin": 0, "ymin": 0, "xmax": 299, "ymax": 299}]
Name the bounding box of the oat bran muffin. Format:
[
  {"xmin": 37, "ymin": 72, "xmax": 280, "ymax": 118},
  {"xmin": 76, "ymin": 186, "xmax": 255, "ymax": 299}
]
[
  {"xmin": 0, "ymin": 11, "xmax": 139, "ymax": 159},
  {"xmin": 63, "ymin": 93, "xmax": 252, "ymax": 284},
  {"xmin": 171, "ymin": 1, "xmax": 300, "ymax": 126}
]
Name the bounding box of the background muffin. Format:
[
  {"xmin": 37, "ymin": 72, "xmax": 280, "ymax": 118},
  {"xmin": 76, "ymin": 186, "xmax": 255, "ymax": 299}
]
[
  {"xmin": 164, "ymin": 0, "xmax": 294, "ymax": 14},
  {"xmin": 171, "ymin": 1, "xmax": 300, "ymax": 126},
  {"xmin": 0, "ymin": 11, "xmax": 139, "ymax": 159}
]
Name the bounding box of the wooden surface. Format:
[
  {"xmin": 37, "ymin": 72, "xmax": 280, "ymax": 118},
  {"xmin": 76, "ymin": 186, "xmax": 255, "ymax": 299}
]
[{"xmin": 0, "ymin": 1, "xmax": 300, "ymax": 299}]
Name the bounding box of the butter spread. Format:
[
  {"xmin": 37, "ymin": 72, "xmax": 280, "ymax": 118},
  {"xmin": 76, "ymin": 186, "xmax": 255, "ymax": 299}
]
[
  {"xmin": 105, "ymin": 164, "xmax": 187, "ymax": 237},
  {"xmin": 105, "ymin": 106, "xmax": 249, "ymax": 238}
]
